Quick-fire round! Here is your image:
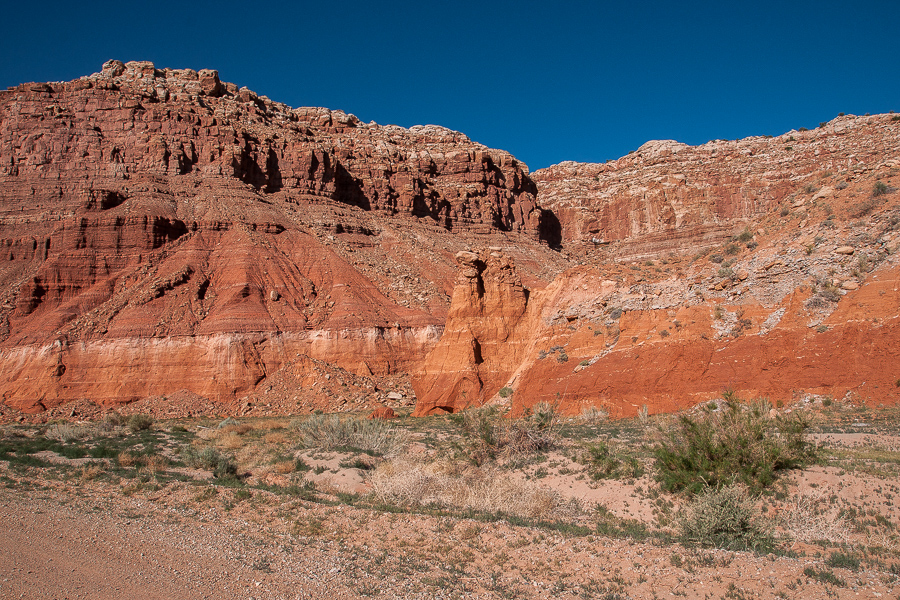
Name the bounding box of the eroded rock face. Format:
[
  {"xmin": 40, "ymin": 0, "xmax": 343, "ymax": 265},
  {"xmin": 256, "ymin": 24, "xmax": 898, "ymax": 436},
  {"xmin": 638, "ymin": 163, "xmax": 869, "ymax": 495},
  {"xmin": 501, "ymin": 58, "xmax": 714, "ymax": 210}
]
[
  {"xmin": 414, "ymin": 172, "xmax": 900, "ymax": 415},
  {"xmin": 0, "ymin": 61, "xmax": 566, "ymax": 414},
  {"xmin": 411, "ymin": 248, "xmax": 530, "ymax": 415},
  {"xmin": 534, "ymin": 116, "xmax": 900, "ymax": 260}
]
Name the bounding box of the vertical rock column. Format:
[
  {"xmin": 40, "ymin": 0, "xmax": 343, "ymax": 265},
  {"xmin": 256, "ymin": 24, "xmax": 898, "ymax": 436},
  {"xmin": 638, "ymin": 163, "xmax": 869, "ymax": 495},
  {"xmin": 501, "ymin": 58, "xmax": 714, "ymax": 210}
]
[{"xmin": 411, "ymin": 248, "xmax": 528, "ymax": 415}]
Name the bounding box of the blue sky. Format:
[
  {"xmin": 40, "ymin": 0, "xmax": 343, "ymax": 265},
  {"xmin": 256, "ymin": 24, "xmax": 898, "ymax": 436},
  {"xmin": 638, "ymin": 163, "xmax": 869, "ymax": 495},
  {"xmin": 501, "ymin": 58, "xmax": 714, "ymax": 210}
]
[{"xmin": 2, "ymin": 0, "xmax": 897, "ymax": 171}]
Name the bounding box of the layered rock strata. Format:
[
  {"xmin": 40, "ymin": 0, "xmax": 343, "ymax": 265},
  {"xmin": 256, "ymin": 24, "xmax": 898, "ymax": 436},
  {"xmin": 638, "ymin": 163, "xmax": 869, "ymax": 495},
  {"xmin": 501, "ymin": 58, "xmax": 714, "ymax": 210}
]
[
  {"xmin": 0, "ymin": 61, "xmax": 562, "ymax": 413},
  {"xmin": 415, "ymin": 170, "xmax": 900, "ymax": 415},
  {"xmin": 534, "ymin": 115, "xmax": 900, "ymax": 259}
]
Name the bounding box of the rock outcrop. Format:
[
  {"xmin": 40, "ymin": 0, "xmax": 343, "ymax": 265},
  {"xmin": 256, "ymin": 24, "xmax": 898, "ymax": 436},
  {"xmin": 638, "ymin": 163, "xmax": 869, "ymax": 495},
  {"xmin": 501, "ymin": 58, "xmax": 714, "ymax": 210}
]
[
  {"xmin": 415, "ymin": 123, "xmax": 900, "ymax": 415},
  {"xmin": 411, "ymin": 248, "xmax": 529, "ymax": 415},
  {"xmin": 0, "ymin": 61, "xmax": 566, "ymax": 414},
  {"xmin": 534, "ymin": 116, "xmax": 900, "ymax": 260}
]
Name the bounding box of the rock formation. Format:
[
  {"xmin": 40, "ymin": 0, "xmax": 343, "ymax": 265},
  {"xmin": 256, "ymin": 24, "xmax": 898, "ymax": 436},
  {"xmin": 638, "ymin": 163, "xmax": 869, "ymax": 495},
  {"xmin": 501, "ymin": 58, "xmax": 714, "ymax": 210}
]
[
  {"xmin": 533, "ymin": 117, "xmax": 900, "ymax": 260},
  {"xmin": 3, "ymin": 61, "xmax": 899, "ymax": 420},
  {"xmin": 415, "ymin": 115, "xmax": 900, "ymax": 415},
  {"xmin": 411, "ymin": 248, "xmax": 529, "ymax": 415},
  {"xmin": 0, "ymin": 61, "xmax": 566, "ymax": 415}
]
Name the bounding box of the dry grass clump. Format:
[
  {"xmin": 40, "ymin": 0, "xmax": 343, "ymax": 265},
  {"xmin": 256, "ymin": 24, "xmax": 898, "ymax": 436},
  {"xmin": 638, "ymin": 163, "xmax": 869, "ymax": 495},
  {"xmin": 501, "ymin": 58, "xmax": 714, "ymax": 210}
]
[
  {"xmin": 369, "ymin": 457, "xmax": 576, "ymax": 520},
  {"xmin": 79, "ymin": 462, "xmax": 106, "ymax": 481},
  {"xmin": 292, "ymin": 414, "xmax": 408, "ymax": 455},
  {"xmin": 216, "ymin": 432, "xmax": 246, "ymax": 450},
  {"xmin": 579, "ymin": 405, "xmax": 609, "ymax": 422},
  {"xmin": 264, "ymin": 431, "xmax": 288, "ymax": 445},
  {"xmin": 778, "ymin": 493, "xmax": 849, "ymax": 543},
  {"xmin": 44, "ymin": 422, "xmax": 88, "ymax": 442},
  {"xmin": 452, "ymin": 405, "xmax": 557, "ymax": 466}
]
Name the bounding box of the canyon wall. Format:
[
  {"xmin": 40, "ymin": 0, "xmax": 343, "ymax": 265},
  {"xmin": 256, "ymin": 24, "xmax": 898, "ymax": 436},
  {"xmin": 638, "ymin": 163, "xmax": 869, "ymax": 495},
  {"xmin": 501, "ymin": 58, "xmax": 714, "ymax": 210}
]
[
  {"xmin": 415, "ymin": 115, "xmax": 900, "ymax": 415},
  {"xmin": 0, "ymin": 60, "xmax": 566, "ymax": 414}
]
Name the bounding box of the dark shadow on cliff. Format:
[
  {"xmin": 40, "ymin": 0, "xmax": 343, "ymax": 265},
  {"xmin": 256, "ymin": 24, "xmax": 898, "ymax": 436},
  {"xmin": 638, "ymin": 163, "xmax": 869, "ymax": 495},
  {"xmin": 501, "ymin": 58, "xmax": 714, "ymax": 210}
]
[{"xmin": 538, "ymin": 209, "xmax": 563, "ymax": 249}]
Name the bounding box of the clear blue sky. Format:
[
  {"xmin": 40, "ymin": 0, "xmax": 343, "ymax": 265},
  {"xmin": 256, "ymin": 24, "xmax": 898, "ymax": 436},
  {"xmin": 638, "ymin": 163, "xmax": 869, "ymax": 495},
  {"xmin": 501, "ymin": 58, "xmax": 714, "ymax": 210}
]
[{"xmin": 2, "ymin": 0, "xmax": 898, "ymax": 171}]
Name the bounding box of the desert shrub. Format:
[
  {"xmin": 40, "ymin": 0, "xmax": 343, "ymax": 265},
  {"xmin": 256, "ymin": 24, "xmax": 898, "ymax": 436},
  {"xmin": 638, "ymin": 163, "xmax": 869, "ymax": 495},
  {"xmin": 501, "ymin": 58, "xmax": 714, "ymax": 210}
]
[
  {"xmin": 778, "ymin": 493, "xmax": 848, "ymax": 543},
  {"xmin": 803, "ymin": 567, "xmax": 846, "ymax": 587},
  {"xmin": 807, "ymin": 281, "xmax": 841, "ymax": 308},
  {"xmin": 584, "ymin": 441, "xmax": 644, "ymax": 480},
  {"xmin": 293, "ymin": 414, "xmax": 407, "ymax": 455},
  {"xmin": 677, "ymin": 484, "xmax": 774, "ymax": 551},
  {"xmin": 724, "ymin": 243, "xmax": 740, "ymax": 256},
  {"xmin": 452, "ymin": 405, "xmax": 556, "ymax": 466},
  {"xmin": 873, "ymin": 181, "xmax": 890, "ymax": 197},
  {"xmin": 709, "ymin": 254, "xmax": 725, "ymax": 264},
  {"xmin": 97, "ymin": 411, "xmax": 126, "ymax": 432},
  {"xmin": 733, "ymin": 228, "xmax": 753, "ymax": 243},
  {"xmin": 652, "ymin": 398, "xmax": 816, "ymax": 494},
  {"xmin": 369, "ymin": 457, "xmax": 575, "ymax": 520},
  {"xmin": 579, "ymin": 405, "xmax": 608, "ymax": 422},
  {"xmin": 44, "ymin": 422, "xmax": 86, "ymax": 442},
  {"xmin": 127, "ymin": 414, "xmax": 153, "ymax": 432},
  {"xmin": 826, "ymin": 552, "xmax": 861, "ymax": 572},
  {"xmin": 498, "ymin": 386, "xmax": 513, "ymax": 399},
  {"xmin": 181, "ymin": 446, "xmax": 237, "ymax": 479},
  {"xmin": 607, "ymin": 307, "xmax": 623, "ymax": 320}
]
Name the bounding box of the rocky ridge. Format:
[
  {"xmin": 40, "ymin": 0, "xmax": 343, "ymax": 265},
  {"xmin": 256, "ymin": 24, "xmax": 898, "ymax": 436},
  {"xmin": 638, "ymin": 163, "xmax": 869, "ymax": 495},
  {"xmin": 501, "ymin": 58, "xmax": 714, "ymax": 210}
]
[
  {"xmin": 414, "ymin": 118, "xmax": 900, "ymax": 415},
  {"xmin": 0, "ymin": 60, "xmax": 565, "ymax": 416},
  {"xmin": 2, "ymin": 61, "xmax": 899, "ymax": 419}
]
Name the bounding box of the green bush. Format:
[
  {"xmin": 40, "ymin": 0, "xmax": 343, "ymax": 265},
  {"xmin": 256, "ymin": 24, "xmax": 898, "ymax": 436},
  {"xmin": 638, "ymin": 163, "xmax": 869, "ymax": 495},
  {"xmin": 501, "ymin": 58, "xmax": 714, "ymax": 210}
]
[
  {"xmin": 826, "ymin": 552, "xmax": 861, "ymax": 572},
  {"xmin": 127, "ymin": 414, "xmax": 154, "ymax": 432},
  {"xmin": 677, "ymin": 484, "xmax": 774, "ymax": 551},
  {"xmin": 498, "ymin": 386, "xmax": 514, "ymax": 399},
  {"xmin": 652, "ymin": 399, "xmax": 816, "ymax": 495},
  {"xmin": 873, "ymin": 181, "xmax": 890, "ymax": 197},
  {"xmin": 803, "ymin": 566, "xmax": 846, "ymax": 587}
]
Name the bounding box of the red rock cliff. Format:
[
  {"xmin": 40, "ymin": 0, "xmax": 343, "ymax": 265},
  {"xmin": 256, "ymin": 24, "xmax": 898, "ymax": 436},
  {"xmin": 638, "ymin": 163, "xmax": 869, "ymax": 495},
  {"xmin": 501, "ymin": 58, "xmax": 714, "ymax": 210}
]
[{"xmin": 0, "ymin": 61, "xmax": 566, "ymax": 414}]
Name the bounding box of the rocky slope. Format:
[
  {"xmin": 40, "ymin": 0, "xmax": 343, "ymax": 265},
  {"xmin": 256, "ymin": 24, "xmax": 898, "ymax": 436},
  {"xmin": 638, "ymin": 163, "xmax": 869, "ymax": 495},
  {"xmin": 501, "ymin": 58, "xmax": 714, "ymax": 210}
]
[
  {"xmin": 533, "ymin": 116, "xmax": 900, "ymax": 260},
  {"xmin": 414, "ymin": 115, "xmax": 900, "ymax": 415},
  {"xmin": 3, "ymin": 61, "xmax": 898, "ymax": 420},
  {"xmin": 0, "ymin": 60, "xmax": 566, "ymax": 415}
]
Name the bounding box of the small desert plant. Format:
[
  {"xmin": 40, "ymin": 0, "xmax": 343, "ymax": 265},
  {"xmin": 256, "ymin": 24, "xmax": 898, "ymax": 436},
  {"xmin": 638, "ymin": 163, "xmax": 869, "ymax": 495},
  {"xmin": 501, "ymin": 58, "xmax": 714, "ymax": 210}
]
[
  {"xmin": 127, "ymin": 414, "xmax": 153, "ymax": 432},
  {"xmin": 452, "ymin": 406, "xmax": 556, "ymax": 465},
  {"xmin": 293, "ymin": 414, "xmax": 407, "ymax": 455},
  {"xmin": 97, "ymin": 411, "xmax": 126, "ymax": 432},
  {"xmin": 579, "ymin": 405, "xmax": 608, "ymax": 422},
  {"xmin": 498, "ymin": 386, "xmax": 514, "ymax": 399},
  {"xmin": 778, "ymin": 492, "xmax": 849, "ymax": 543},
  {"xmin": 677, "ymin": 484, "xmax": 774, "ymax": 551},
  {"xmin": 44, "ymin": 422, "xmax": 86, "ymax": 442},
  {"xmin": 873, "ymin": 181, "xmax": 890, "ymax": 197},
  {"xmin": 584, "ymin": 441, "xmax": 644, "ymax": 480},
  {"xmin": 733, "ymin": 228, "xmax": 753, "ymax": 243},
  {"xmin": 803, "ymin": 567, "xmax": 846, "ymax": 587},
  {"xmin": 181, "ymin": 446, "xmax": 237, "ymax": 478},
  {"xmin": 652, "ymin": 398, "xmax": 816, "ymax": 494}
]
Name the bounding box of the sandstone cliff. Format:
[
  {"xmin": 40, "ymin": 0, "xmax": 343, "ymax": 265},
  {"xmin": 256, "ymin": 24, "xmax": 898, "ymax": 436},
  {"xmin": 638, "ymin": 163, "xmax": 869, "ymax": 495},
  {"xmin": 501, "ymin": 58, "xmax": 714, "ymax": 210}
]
[
  {"xmin": 415, "ymin": 115, "xmax": 900, "ymax": 415},
  {"xmin": 533, "ymin": 117, "xmax": 900, "ymax": 260},
  {"xmin": 0, "ymin": 60, "xmax": 566, "ymax": 415}
]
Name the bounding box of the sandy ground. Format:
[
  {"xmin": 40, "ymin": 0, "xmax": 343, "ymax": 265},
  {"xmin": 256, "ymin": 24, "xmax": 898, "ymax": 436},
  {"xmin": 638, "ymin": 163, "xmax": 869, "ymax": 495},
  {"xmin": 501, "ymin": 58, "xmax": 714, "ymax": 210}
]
[{"xmin": 2, "ymin": 474, "xmax": 897, "ymax": 600}]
